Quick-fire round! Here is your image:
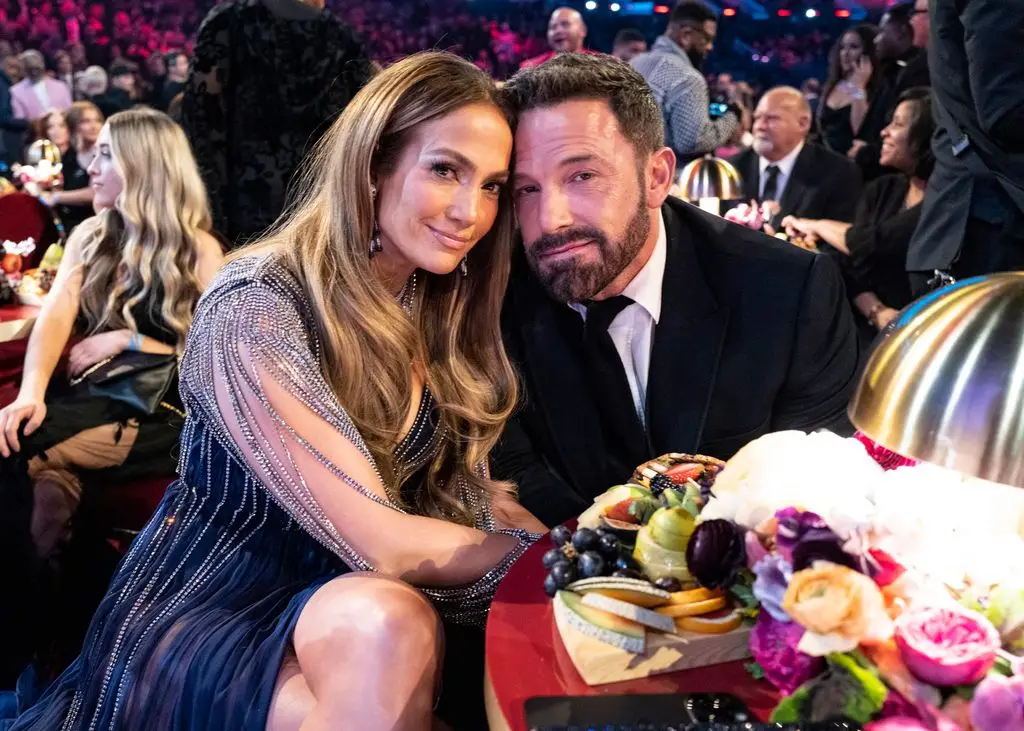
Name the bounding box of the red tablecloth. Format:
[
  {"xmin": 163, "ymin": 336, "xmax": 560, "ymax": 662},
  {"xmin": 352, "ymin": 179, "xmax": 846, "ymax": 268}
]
[{"xmin": 485, "ymin": 536, "xmax": 779, "ymax": 731}]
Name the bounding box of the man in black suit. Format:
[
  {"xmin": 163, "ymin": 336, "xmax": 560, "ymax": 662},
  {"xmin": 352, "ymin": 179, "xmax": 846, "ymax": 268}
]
[
  {"xmin": 494, "ymin": 56, "xmax": 861, "ymax": 527},
  {"xmin": 728, "ymin": 86, "xmax": 862, "ymax": 230},
  {"xmin": 0, "ymin": 67, "xmax": 29, "ymax": 167},
  {"xmin": 907, "ymin": 0, "xmax": 1024, "ymax": 293}
]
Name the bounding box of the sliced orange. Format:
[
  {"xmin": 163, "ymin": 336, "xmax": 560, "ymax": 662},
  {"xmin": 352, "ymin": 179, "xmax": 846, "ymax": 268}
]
[
  {"xmin": 667, "ymin": 587, "xmax": 724, "ymax": 605},
  {"xmin": 675, "ymin": 607, "xmax": 743, "ymax": 634},
  {"xmin": 655, "ymin": 596, "xmax": 727, "ymax": 618}
]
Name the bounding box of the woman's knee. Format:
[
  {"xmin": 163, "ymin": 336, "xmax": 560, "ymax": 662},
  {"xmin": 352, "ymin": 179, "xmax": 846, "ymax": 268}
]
[{"xmin": 294, "ymin": 573, "xmax": 440, "ymax": 661}]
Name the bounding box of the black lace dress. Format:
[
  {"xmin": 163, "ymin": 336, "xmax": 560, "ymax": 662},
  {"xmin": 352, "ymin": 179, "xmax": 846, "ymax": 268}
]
[{"xmin": 180, "ymin": 0, "xmax": 374, "ymax": 248}]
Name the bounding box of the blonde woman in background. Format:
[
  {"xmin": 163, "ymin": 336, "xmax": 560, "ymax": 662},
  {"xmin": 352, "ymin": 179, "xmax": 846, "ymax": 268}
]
[
  {"xmin": 9, "ymin": 52, "xmax": 542, "ymax": 731},
  {"xmin": 0, "ymin": 108, "xmax": 223, "ymax": 685}
]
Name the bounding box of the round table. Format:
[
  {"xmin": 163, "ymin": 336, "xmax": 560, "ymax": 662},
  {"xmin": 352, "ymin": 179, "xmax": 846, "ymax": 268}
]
[
  {"xmin": 484, "ymin": 536, "xmax": 779, "ymax": 731},
  {"xmin": 0, "ymin": 304, "xmax": 38, "ymax": 343}
]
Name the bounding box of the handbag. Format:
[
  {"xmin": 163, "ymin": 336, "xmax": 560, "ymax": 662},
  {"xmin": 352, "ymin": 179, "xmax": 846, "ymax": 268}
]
[{"xmin": 67, "ymin": 351, "xmax": 178, "ymax": 416}]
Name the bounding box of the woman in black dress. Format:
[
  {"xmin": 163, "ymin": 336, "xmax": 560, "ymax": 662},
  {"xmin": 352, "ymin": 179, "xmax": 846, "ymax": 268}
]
[
  {"xmin": 784, "ymin": 88, "xmax": 934, "ymax": 333},
  {"xmin": 817, "ymin": 25, "xmax": 882, "ymax": 156},
  {"xmin": 34, "ymin": 103, "xmax": 103, "ymax": 234}
]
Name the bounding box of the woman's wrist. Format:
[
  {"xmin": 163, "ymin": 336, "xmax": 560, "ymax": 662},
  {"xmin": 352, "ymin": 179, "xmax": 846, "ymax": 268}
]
[{"xmin": 123, "ymin": 329, "xmax": 143, "ymax": 352}]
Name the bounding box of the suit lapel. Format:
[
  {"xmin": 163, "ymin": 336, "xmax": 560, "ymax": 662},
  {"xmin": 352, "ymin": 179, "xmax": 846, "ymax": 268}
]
[
  {"xmin": 647, "ymin": 203, "xmax": 730, "ymax": 455},
  {"xmin": 776, "ymin": 146, "xmax": 811, "ymax": 224},
  {"xmin": 514, "ymin": 277, "xmax": 607, "ymax": 494}
]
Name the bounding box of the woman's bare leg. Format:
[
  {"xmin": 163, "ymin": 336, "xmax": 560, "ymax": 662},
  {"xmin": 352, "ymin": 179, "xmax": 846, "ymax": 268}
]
[{"xmin": 266, "ymin": 573, "xmax": 443, "ymax": 731}]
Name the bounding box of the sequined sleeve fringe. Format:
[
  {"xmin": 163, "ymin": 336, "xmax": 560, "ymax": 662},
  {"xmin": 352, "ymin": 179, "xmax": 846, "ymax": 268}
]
[{"xmin": 179, "ymin": 256, "xmax": 539, "ymax": 625}]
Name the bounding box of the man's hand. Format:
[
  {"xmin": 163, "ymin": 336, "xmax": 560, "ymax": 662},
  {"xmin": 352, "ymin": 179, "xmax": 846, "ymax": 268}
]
[{"xmin": 68, "ymin": 330, "xmax": 130, "ymax": 378}]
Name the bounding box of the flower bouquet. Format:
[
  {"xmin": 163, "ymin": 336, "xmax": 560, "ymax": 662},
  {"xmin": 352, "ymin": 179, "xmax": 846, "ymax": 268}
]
[{"xmin": 699, "ymin": 430, "xmax": 1024, "ymax": 730}]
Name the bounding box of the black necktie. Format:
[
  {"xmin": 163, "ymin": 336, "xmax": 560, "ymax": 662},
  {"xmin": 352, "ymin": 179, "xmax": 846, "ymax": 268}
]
[
  {"xmin": 582, "ymin": 296, "xmax": 648, "ymax": 469},
  {"xmin": 761, "ymin": 164, "xmax": 781, "ymax": 203}
]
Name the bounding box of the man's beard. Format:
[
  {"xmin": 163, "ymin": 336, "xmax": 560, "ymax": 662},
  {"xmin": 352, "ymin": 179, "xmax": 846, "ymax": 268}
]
[
  {"xmin": 752, "ymin": 137, "xmax": 774, "ymax": 157},
  {"xmin": 525, "ymin": 195, "xmax": 651, "ymax": 304},
  {"xmin": 687, "ymin": 48, "xmax": 706, "ymax": 71}
]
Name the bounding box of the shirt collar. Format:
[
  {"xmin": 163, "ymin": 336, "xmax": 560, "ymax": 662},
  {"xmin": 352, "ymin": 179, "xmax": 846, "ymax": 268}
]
[
  {"xmin": 569, "ymin": 210, "xmax": 668, "ymax": 324},
  {"xmin": 652, "ymin": 35, "xmax": 695, "ymax": 70},
  {"xmin": 759, "ymin": 139, "xmax": 804, "ymax": 180}
]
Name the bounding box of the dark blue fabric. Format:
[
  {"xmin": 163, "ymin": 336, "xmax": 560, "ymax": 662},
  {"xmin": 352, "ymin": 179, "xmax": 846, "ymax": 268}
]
[{"xmin": 9, "ymin": 421, "xmax": 347, "ymax": 730}]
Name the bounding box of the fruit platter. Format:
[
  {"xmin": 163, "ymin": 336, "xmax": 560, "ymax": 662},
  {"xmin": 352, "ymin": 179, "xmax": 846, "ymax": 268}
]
[
  {"xmin": 542, "ymin": 452, "xmax": 760, "ymax": 685},
  {"xmin": 541, "ymin": 431, "xmax": 1024, "ymax": 731}
]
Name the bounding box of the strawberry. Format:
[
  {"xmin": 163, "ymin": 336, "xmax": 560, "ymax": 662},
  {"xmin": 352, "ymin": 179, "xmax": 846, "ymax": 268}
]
[
  {"xmin": 605, "ymin": 499, "xmax": 639, "ymax": 524},
  {"xmin": 665, "ymin": 462, "xmax": 705, "ymax": 483}
]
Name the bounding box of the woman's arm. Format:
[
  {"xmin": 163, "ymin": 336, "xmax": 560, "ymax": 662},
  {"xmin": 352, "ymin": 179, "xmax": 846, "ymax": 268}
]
[
  {"xmin": 848, "ymin": 58, "xmax": 873, "ymax": 136},
  {"xmin": 782, "ymin": 217, "xmax": 853, "ymax": 255},
  {"xmin": 194, "ymin": 230, "xmax": 225, "ymax": 290},
  {"xmin": 18, "ymin": 223, "xmax": 89, "ymax": 400},
  {"xmin": 184, "ymin": 280, "xmax": 534, "ymax": 618},
  {"xmin": 45, "ymin": 187, "xmax": 94, "ymax": 206},
  {"xmin": 853, "ymin": 291, "xmax": 899, "ymax": 330}
]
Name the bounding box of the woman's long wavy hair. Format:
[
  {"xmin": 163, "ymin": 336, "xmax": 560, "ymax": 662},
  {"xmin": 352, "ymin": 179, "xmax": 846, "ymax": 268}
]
[
  {"xmin": 237, "ymin": 52, "xmax": 518, "ymax": 525},
  {"xmin": 77, "ymin": 108, "xmax": 211, "ymax": 352}
]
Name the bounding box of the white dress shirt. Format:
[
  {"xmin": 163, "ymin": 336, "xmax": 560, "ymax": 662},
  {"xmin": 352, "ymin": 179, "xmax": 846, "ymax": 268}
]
[
  {"xmin": 758, "ymin": 140, "xmax": 804, "ymax": 202},
  {"xmin": 32, "ymin": 80, "xmax": 52, "ymax": 112},
  {"xmin": 571, "ymin": 211, "xmax": 668, "ymax": 426}
]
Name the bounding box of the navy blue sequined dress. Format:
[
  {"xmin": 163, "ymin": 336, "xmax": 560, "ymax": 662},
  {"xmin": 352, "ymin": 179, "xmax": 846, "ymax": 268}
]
[{"xmin": 11, "ymin": 255, "xmax": 534, "ymax": 730}]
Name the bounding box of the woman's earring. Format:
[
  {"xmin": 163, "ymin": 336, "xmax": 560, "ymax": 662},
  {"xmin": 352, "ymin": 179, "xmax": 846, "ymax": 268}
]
[
  {"xmin": 459, "ymin": 257, "xmax": 468, "ymax": 277},
  {"xmin": 369, "ymin": 185, "xmax": 383, "ymax": 258}
]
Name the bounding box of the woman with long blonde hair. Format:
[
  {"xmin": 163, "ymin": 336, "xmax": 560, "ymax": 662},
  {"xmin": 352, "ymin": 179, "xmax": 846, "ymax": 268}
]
[
  {"xmin": 10, "ymin": 53, "xmax": 542, "ymax": 731},
  {"xmin": 0, "ymin": 108, "xmax": 223, "ymax": 683}
]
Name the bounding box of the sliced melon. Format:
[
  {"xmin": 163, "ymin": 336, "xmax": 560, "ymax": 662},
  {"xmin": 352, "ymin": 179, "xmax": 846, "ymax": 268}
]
[
  {"xmin": 655, "ymin": 596, "xmax": 727, "ymax": 618},
  {"xmin": 567, "ymin": 578, "xmax": 671, "ymax": 608},
  {"xmin": 578, "ymin": 484, "xmax": 651, "ymax": 529},
  {"xmin": 554, "ymin": 591, "xmax": 645, "ymax": 653},
  {"xmin": 580, "ymin": 593, "xmax": 676, "ymax": 633}
]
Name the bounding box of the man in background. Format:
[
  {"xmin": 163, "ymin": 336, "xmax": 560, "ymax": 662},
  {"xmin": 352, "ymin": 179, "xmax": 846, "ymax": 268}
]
[
  {"xmin": 9, "ymin": 50, "xmax": 71, "ymax": 119},
  {"xmin": 519, "ymin": 7, "xmax": 599, "ymax": 69},
  {"xmin": 157, "ymin": 50, "xmax": 188, "ymax": 112},
  {"xmin": 850, "ymin": 2, "xmax": 929, "ymax": 177},
  {"xmin": 630, "ymin": 2, "xmax": 740, "ymax": 164},
  {"xmin": 730, "ymin": 86, "xmax": 861, "ymax": 228},
  {"xmin": 611, "ymin": 28, "xmax": 647, "ymax": 63},
  {"xmin": 1, "ymin": 61, "xmax": 29, "ymax": 167},
  {"xmin": 92, "ymin": 61, "xmax": 135, "ymax": 120},
  {"xmin": 908, "ymin": 0, "xmax": 1024, "ymax": 290}
]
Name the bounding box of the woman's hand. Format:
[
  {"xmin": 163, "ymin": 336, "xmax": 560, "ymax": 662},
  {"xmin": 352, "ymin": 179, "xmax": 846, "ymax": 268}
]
[
  {"xmin": 0, "ymin": 396, "xmax": 46, "ymax": 456},
  {"xmin": 782, "ymin": 215, "xmax": 817, "ymax": 239},
  {"xmin": 873, "ymin": 307, "xmax": 900, "ymax": 331},
  {"xmin": 68, "ymin": 330, "xmax": 130, "ymax": 378},
  {"xmin": 852, "ymin": 56, "xmax": 873, "ymax": 92}
]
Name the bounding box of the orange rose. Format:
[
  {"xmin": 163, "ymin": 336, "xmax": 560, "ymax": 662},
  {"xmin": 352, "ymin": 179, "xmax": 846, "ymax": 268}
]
[{"xmin": 782, "ymin": 561, "xmax": 894, "ymax": 656}]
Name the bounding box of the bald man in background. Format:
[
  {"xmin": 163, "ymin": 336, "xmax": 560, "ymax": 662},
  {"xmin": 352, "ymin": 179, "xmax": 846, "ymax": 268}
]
[
  {"xmin": 519, "ymin": 7, "xmax": 601, "ymax": 69},
  {"xmin": 729, "ymin": 86, "xmax": 862, "ymax": 229}
]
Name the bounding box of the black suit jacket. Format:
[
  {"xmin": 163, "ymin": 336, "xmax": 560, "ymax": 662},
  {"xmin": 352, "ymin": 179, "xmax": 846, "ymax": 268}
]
[
  {"xmin": 908, "ymin": 0, "xmax": 1024, "ymax": 272},
  {"xmin": 492, "ymin": 199, "xmax": 861, "ymax": 527},
  {"xmin": 0, "ymin": 72, "xmax": 29, "ymax": 167},
  {"xmin": 728, "ymin": 143, "xmax": 862, "ymax": 226}
]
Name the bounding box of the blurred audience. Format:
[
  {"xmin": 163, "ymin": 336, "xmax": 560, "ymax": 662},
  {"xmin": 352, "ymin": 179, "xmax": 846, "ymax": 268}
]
[
  {"xmin": 520, "ymin": 7, "xmax": 596, "ymax": 70},
  {"xmin": 785, "ymin": 88, "xmax": 934, "ymax": 335},
  {"xmin": 730, "ymin": 85, "xmax": 861, "ymax": 230},
  {"xmin": 611, "ymin": 27, "xmax": 646, "ymax": 63},
  {"xmin": 35, "ymin": 100, "xmax": 101, "ymax": 231},
  {"xmin": 632, "ymin": 2, "xmax": 740, "ymax": 163},
  {"xmin": 10, "ymin": 49, "xmax": 71, "ymax": 119}
]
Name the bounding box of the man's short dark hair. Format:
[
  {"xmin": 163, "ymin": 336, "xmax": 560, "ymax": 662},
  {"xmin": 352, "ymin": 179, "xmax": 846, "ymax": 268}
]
[
  {"xmin": 668, "ymin": 1, "xmax": 717, "ymax": 29},
  {"xmin": 885, "ymin": 2, "xmax": 914, "ymax": 30},
  {"xmin": 501, "ymin": 53, "xmax": 664, "ymax": 155},
  {"xmin": 613, "ymin": 28, "xmax": 646, "ymax": 47},
  {"xmin": 165, "ymin": 50, "xmax": 187, "ymax": 65}
]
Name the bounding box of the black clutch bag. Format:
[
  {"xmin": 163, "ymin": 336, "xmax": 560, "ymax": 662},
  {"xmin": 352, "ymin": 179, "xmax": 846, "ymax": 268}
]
[{"xmin": 68, "ymin": 351, "xmax": 178, "ymax": 416}]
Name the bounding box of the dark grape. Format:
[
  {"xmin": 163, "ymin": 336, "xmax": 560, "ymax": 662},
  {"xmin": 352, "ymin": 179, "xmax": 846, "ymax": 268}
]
[
  {"xmin": 612, "ymin": 569, "xmax": 644, "ymax": 580},
  {"xmin": 594, "ymin": 525, "xmax": 614, "ymax": 537},
  {"xmin": 649, "ymin": 473, "xmax": 676, "ymax": 497},
  {"xmin": 578, "ymin": 551, "xmax": 606, "ymax": 578},
  {"xmin": 614, "ymin": 555, "xmax": 640, "ymax": 573},
  {"xmin": 542, "ymin": 548, "xmax": 564, "ymax": 569},
  {"xmin": 543, "ymin": 573, "xmax": 559, "ymax": 598},
  {"xmin": 654, "ymin": 577, "xmax": 683, "ymax": 592},
  {"xmin": 571, "ymin": 527, "xmax": 600, "ymax": 552},
  {"xmin": 550, "ymin": 525, "xmax": 572, "ymax": 547},
  {"xmin": 597, "ymin": 533, "xmax": 621, "ymax": 556},
  {"xmin": 550, "ymin": 560, "xmax": 577, "ymax": 588}
]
